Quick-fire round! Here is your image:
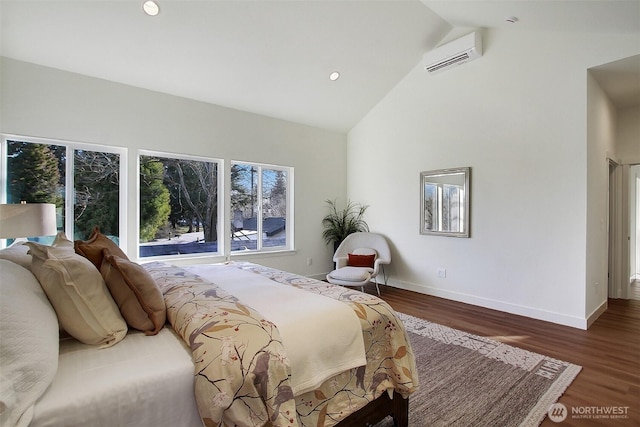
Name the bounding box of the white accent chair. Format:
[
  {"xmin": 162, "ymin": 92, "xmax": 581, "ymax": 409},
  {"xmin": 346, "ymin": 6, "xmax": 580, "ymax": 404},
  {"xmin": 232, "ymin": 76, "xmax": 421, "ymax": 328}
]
[{"xmin": 326, "ymin": 232, "xmax": 391, "ymax": 295}]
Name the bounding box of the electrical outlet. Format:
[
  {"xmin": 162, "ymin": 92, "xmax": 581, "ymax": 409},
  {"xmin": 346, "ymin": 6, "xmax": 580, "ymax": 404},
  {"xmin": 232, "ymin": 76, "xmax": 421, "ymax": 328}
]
[
  {"xmin": 306, "ymin": 257, "xmax": 312, "ymax": 266},
  {"xmin": 437, "ymin": 268, "xmax": 446, "ymax": 278}
]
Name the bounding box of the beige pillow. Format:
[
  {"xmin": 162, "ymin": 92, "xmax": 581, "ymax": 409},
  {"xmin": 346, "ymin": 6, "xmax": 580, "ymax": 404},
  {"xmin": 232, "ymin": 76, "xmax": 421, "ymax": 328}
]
[
  {"xmin": 101, "ymin": 250, "xmax": 166, "ymax": 335},
  {"xmin": 0, "ymin": 240, "xmax": 31, "ymax": 270},
  {"xmin": 26, "ymin": 237, "xmax": 127, "ymax": 347},
  {"xmin": 74, "ymin": 226, "xmax": 128, "ymax": 271}
]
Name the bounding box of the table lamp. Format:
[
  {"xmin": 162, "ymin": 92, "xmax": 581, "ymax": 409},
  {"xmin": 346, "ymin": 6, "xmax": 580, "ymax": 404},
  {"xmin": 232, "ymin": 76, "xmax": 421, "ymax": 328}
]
[{"xmin": 0, "ymin": 203, "xmax": 58, "ymax": 239}]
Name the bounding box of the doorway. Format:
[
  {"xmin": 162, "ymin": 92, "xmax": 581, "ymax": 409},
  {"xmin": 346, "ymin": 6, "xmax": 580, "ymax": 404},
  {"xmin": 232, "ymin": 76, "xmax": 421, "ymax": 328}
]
[
  {"xmin": 608, "ymin": 162, "xmax": 640, "ymax": 300},
  {"xmin": 630, "ymin": 166, "xmax": 640, "ymax": 300},
  {"xmin": 608, "ymin": 160, "xmax": 630, "ymax": 299}
]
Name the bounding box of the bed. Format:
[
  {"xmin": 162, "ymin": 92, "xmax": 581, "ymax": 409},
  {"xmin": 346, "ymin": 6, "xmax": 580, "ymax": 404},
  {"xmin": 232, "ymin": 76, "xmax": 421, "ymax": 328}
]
[{"xmin": 0, "ymin": 234, "xmax": 418, "ymax": 427}]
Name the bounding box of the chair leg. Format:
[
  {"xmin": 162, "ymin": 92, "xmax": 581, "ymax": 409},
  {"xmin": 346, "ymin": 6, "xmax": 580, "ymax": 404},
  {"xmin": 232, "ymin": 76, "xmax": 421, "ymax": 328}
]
[{"xmin": 371, "ymin": 265, "xmax": 386, "ymax": 296}]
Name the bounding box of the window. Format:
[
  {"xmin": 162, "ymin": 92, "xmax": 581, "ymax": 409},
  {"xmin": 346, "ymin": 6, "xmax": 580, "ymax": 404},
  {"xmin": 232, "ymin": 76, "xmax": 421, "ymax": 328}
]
[
  {"xmin": 138, "ymin": 152, "xmax": 222, "ymax": 258},
  {"xmin": 2, "ymin": 136, "xmax": 292, "ymax": 258},
  {"xmin": 1, "ymin": 136, "xmax": 125, "ymax": 245},
  {"xmin": 231, "ymin": 162, "xmax": 292, "ymax": 252}
]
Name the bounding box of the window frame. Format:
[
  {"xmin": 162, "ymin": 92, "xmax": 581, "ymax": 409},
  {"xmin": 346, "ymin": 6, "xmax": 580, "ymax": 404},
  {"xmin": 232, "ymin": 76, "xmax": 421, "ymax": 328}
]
[
  {"xmin": 1, "ymin": 134, "xmax": 127, "ymax": 248},
  {"xmin": 137, "ymin": 150, "xmax": 224, "ymax": 261},
  {"xmin": 2, "ymin": 135, "xmax": 294, "ymax": 259},
  {"xmin": 230, "ymin": 160, "xmax": 294, "ymax": 255}
]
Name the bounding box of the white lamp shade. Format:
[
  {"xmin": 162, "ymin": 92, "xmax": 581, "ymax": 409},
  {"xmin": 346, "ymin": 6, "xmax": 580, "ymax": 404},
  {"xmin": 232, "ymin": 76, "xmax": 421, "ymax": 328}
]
[{"xmin": 0, "ymin": 203, "xmax": 58, "ymax": 239}]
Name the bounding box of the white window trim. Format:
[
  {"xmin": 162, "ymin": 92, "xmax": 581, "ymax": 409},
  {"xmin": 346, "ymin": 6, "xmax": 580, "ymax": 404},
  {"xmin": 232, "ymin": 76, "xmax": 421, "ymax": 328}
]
[
  {"xmin": 137, "ymin": 149, "xmax": 224, "ymax": 261},
  {"xmin": 230, "ymin": 160, "xmax": 294, "ymax": 256},
  {"xmin": 1, "ymin": 136, "xmax": 293, "ymax": 259},
  {"xmin": 1, "ymin": 134, "xmax": 127, "ymax": 248}
]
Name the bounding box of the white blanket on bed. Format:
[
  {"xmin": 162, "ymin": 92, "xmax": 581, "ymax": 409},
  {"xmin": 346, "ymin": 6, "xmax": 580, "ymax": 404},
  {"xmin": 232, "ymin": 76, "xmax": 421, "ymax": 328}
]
[
  {"xmin": 186, "ymin": 264, "xmax": 366, "ymax": 395},
  {"xmin": 31, "ymin": 328, "xmax": 202, "ymax": 427}
]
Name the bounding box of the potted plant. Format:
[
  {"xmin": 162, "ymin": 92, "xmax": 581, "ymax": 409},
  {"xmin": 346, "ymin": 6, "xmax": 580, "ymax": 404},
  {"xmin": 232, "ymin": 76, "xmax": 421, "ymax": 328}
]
[{"xmin": 321, "ymin": 199, "xmax": 369, "ymax": 251}]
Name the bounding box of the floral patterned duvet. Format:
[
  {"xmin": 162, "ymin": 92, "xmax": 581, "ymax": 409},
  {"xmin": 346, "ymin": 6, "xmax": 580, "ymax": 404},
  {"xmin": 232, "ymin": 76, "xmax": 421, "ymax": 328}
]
[{"xmin": 143, "ymin": 261, "xmax": 418, "ymax": 427}]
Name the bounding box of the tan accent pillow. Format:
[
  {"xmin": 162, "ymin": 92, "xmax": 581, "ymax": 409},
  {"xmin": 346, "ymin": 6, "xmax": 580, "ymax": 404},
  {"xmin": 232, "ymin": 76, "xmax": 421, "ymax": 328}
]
[
  {"xmin": 74, "ymin": 226, "xmax": 128, "ymax": 271},
  {"xmin": 101, "ymin": 250, "xmax": 166, "ymax": 335},
  {"xmin": 26, "ymin": 237, "xmax": 127, "ymax": 347},
  {"xmin": 0, "ymin": 240, "xmax": 31, "ymax": 270}
]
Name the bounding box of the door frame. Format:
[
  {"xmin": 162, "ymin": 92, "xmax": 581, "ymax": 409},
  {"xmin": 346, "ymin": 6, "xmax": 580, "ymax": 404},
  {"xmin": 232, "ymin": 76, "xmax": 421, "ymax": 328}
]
[{"xmin": 608, "ymin": 159, "xmax": 630, "ymax": 299}]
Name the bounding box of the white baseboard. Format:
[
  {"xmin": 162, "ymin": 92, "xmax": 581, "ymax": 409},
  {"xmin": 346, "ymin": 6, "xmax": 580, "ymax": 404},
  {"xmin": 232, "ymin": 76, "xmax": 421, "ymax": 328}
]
[
  {"xmin": 586, "ymin": 300, "xmax": 608, "ymax": 328},
  {"xmin": 386, "ymin": 278, "xmax": 589, "ymax": 330}
]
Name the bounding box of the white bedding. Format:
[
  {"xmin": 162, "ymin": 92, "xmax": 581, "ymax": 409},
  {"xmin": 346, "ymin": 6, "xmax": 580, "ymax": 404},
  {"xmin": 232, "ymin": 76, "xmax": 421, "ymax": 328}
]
[
  {"xmin": 185, "ymin": 263, "xmax": 367, "ymax": 395},
  {"xmin": 31, "ymin": 328, "xmax": 203, "ymax": 427}
]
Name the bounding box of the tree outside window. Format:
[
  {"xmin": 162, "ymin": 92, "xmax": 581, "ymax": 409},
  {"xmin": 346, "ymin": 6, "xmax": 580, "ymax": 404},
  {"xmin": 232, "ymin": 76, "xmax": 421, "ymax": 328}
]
[
  {"xmin": 4, "ymin": 139, "xmax": 122, "ymax": 243},
  {"xmin": 3, "ymin": 138, "xmax": 292, "ymax": 257},
  {"xmin": 138, "ymin": 153, "xmax": 220, "ymax": 258}
]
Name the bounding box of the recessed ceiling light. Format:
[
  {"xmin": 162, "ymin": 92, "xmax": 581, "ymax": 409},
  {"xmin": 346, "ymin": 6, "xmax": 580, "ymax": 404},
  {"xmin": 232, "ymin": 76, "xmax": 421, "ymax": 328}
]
[
  {"xmin": 143, "ymin": 1, "xmax": 160, "ymax": 16},
  {"xmin": 329, "ymin": 71, "xmax": 340, "ymax": 81}
]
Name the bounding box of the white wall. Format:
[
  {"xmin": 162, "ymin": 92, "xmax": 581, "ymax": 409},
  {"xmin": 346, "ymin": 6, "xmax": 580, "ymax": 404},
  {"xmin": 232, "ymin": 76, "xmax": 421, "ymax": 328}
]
[
  {"xmin": 586, "ymin": 72, "xmax": 616, "ymax": 315},
  {"xmin": 616, "ymin": 107, "xmax": 640, "ymax": 284},
  {"xmin": 616, "ymin": 106, "xmax": 640, "ymax": 164},
  {"xmin": 348, "ymin": 29, "xmax": 639, "ymax": 328},
  {"xmin": 0, "ymin": 57, "xmax": 347, "ymax": 277},
  {"xmin": 618, "ymin": 106, "xmax": 640, "ymax": 283},
  {"xmin": 587, "ymin": 82, "xmax": 639, "ymax": 304}
]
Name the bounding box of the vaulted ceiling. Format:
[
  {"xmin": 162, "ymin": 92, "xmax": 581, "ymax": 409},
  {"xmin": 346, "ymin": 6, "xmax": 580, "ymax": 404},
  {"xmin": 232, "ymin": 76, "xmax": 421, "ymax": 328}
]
[{"xmin": 1, "ymin": 0, "xmax": 639, "ymax": 133}]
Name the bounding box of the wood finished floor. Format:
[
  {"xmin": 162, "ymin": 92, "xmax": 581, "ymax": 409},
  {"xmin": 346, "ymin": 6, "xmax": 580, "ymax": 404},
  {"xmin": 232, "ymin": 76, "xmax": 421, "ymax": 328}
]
[{"xmin": 362, "ymin": 283, "xmax": 640, "ymax": 426}]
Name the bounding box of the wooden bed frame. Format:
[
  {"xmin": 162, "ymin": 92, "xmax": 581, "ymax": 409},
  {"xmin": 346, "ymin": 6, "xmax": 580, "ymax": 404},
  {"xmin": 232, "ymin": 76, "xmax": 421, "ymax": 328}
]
[{"xmin": 336, "ymin": 392, "xmax": 408, "ymax": 427}]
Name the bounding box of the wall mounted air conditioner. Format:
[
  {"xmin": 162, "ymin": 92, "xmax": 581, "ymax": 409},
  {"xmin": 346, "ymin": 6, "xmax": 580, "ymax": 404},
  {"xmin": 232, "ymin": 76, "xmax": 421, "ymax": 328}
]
[{"xmin": 423, "ymin": 31, "xmax": 482, "ymax": 74}]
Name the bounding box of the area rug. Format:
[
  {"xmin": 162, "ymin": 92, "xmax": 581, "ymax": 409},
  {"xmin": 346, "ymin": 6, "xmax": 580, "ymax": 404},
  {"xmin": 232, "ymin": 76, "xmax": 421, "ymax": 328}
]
[{"xmin": 376, "ymin": 313, "xmax": 582, "ymax": 427}]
